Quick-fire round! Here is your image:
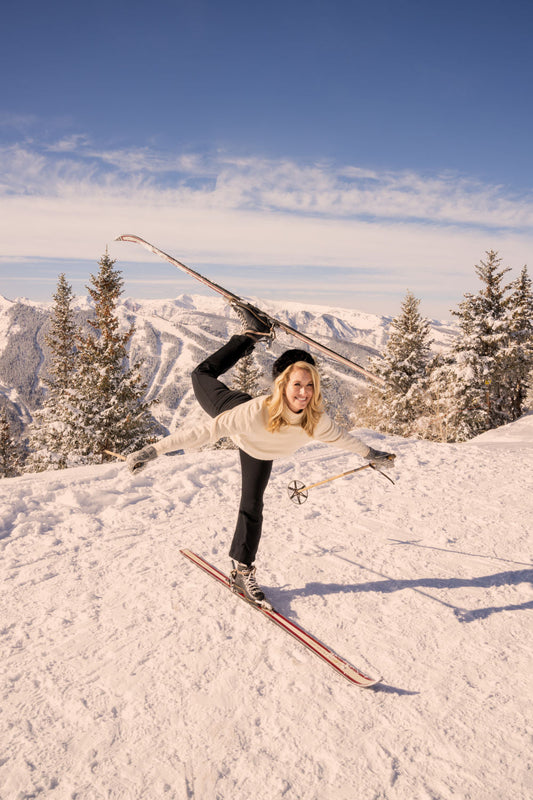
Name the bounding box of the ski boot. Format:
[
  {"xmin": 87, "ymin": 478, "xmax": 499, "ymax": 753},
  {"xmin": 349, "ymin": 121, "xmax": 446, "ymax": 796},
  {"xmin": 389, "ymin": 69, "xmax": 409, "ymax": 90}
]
[
  {"xmin": 230, "ymin": 563, "xmax": 272, "ymax": 610},
  {"xmin": 230, "ymin": 301, "xmax": 275, "ymax": 343}
]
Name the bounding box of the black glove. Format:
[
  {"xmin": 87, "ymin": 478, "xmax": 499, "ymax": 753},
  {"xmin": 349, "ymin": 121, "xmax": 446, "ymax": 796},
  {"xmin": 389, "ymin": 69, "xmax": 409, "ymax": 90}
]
[
  {"xmin": 127, "ymin": 445, "xmax": 158, "ymax": 473},
  {"xmin": 365, "ymin": 447, "xmax": 396, "ymax": 466}
]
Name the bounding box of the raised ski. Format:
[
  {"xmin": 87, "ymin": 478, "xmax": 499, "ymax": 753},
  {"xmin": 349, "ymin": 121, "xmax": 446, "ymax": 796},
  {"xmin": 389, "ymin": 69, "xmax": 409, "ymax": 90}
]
[{"xmin": 115, "ymin": 234, "xmax": 384, "ymax": 384}]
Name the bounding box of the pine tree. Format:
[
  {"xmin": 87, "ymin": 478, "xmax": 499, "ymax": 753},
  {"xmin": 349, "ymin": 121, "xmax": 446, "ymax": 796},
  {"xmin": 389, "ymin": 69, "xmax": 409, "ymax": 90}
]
[
  {"xmin": 26, "ymin": 274, "xmax": 78, "ymax": 470},
  {"xmin": 232, "ymin": 352, "xmax": 263, "ymax": 397},
  {"xmin": 424, "ymin": 351, "xmax": 462, "ymax": 442},
  {"xmin": 46, "ymin": 273, "xmax": 78, "ymax": 388},
  {"xmin": 0, "ymin": 409, "xmax": 23, "ymax": 478},
  {"xmin": 313, "ymin": 357, "xmax": 334, "ymax": 413},
  {"xmin": 448, "ymin": 250, "xmax": 512, "ymax": 438},
  {"xmin": 213, "ymin": 351, "xmax": 264, "ymax": 450},
  {"xmin": 65, "ymin": 253, "xmax": 157, "ymax": 463},
  {"xmin": 504, "ymin": 265, "xmax": 533, "ymax": 419},
  {"xmin": 354, "ymin": 291, "xmax": 433, "ymax": 437}
]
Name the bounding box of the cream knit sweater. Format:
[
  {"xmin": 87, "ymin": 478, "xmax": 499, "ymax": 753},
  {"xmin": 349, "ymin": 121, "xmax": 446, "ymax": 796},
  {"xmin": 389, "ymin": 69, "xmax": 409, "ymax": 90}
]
[{"xmin": 152, "ymin": 395, "xmax": 371, "ymax": 462}]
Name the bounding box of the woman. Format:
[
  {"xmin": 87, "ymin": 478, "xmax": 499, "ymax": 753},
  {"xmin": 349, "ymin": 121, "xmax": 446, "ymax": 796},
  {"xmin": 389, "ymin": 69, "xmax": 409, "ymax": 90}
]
[{"xmin": 127, "ymin": 305, "xmax": 395, "ymax": 607}]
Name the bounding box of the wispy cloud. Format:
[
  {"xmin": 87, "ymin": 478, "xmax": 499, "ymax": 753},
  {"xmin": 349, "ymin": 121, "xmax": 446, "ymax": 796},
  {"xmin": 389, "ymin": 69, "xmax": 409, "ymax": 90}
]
[
  {"xmin": 2, "ymin": 136, "xmax": 532, "ymax": 228},
  {"xmin": 0, "ymin": 133, "xmax": 531, "ymax": 317},
  {"xmin": 46, "ymin": 134, "xmax": 92, "ymax": 153}
]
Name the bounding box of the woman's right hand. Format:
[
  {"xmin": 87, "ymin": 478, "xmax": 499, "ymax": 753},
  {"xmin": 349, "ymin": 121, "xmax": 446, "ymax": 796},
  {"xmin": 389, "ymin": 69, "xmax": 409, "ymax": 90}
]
[{"xmin": 127, "ymin": 445, "xmax": 158, "ymax": 473}]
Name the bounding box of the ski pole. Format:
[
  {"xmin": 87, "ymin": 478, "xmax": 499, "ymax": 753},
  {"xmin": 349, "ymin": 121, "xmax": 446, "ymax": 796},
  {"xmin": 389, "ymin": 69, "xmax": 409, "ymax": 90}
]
[
  {"xmin": 287, "ymin": 462, "xmax": 394, "ymax": 505},
  {"xmin": 104, "ymin": 449, "xmax": 126, "ymax": 461}
]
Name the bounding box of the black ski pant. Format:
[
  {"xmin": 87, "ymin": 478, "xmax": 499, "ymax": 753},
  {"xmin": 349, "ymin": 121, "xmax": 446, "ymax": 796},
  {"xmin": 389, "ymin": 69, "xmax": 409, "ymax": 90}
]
[{"xmin": 191, "ymin": 335, "xmax": 273, "ymax": 565}]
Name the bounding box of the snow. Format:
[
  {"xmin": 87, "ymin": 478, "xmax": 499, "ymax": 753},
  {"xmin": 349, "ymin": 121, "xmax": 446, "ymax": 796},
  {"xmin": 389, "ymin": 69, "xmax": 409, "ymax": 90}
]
[
  {"xmin": 1, "ymin": 418, "xmax": 532, "ymax": 798},
  {"xmin": 468, "ymin": 411, "xmax": 533, "ymax": 448}
]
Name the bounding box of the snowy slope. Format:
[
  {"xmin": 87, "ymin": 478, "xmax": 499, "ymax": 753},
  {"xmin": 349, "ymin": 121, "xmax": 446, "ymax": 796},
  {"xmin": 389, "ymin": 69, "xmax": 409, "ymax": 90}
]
[{"xmin": 1, "ymin": 415, "xmax": 532, "ymax": 799}]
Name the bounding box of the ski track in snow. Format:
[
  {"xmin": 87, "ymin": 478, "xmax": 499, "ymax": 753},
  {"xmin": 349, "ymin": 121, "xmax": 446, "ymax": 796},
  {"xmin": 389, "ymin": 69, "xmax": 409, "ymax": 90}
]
[{"xmin": 1, "ymin": 418, "xmax": 532, "ymax": 799}]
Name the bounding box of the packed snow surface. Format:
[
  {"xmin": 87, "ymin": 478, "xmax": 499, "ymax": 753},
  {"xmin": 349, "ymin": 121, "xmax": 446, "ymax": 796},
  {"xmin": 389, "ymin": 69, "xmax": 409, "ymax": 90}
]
[{"xmin": 1, "ymin": 416, "xmax": 532, "ymax": 799}]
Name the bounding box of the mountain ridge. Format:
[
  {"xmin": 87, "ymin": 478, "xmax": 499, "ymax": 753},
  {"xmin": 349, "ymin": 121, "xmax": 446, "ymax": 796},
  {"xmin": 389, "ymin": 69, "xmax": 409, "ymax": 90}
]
[{"xmin": 0, "ymin": 293, "xmax": 457, "ymax": 435}]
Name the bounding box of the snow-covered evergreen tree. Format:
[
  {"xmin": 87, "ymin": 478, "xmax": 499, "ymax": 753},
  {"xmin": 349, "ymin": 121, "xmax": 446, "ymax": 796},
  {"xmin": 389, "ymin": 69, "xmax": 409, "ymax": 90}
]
[
  {"xmin": 26, "ymin": 274, "xmax": 78, "ymax": 471},
  {"xmin": 213, "ymin": 351, "xmax": 264, "ymax": 450},
  {"xmin": 354, "ymin": 291, "xmax": 433, "ymax": 437},
  {"xmin": 312, "ymin": 357, "xmax": 334, "ymax": 413},
  {"xmin": 232, "ymin": 352, "xmax": 263, "ymax": 397},
  {"xmin": 503, "ymin": 265, "xmax": 533, "ymax": 419},
  {"xmin": 424, "ymin": 350, "xmax": 463, "ymax": 442},
  {"xmin": 65, "ymin": 253, "xmax": 157, "ymax": 463},
  {"xmin": 448, "ymin": 250, "xmax": 512, "ymax": 439},
  {"xmin": 0, "ymin": 408, "xmax": 23, "ymax": 478},
  {"xmin": 45, "ymin": 273, "xmax": 78, "ymax": 388}
]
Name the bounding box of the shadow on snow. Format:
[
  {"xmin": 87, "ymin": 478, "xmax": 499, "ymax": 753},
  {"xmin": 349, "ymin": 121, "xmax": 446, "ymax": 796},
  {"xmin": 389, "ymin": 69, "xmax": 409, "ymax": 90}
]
[{"xmin": 267, "ymin": 565, "xmax": 533, "ymax": 623}]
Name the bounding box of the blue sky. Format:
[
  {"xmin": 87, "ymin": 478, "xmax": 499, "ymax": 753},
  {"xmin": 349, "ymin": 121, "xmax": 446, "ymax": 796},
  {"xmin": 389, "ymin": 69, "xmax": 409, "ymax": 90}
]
[{"xmin": 1, "ymin": 0, "xmax": 532, "ymax": 319}]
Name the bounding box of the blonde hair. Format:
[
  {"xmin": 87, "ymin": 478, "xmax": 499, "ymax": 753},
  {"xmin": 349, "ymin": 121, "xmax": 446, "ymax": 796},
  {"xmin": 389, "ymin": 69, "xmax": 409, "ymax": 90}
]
[{"xmin": 265, "ymin": 361, "xmax": 324, "ymax": 435}]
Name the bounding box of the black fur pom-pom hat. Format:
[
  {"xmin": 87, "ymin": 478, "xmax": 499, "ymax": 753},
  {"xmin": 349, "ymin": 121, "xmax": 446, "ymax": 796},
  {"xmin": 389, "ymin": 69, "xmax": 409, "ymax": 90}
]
[{"xmin": 271, "ymin": 349, "xmax": 316, "ymax": 380}]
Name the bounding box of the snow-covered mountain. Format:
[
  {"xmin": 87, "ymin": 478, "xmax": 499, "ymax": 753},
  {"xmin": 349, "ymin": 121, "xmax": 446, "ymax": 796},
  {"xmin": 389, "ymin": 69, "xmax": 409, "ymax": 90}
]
[
  {"xmin": 1, "ymin": 408, "xmax": 531, "ymax": 799},
  {"xmin": 0, "ymin": 292, "xmax": 457, "ymax": 435}
]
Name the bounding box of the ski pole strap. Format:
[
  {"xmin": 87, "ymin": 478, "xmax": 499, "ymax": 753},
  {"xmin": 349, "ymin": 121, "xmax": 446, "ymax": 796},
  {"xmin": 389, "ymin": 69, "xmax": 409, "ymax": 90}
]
[{"xmin": 367, "ymin": 463, "xmax": 395, "ymax": 485}]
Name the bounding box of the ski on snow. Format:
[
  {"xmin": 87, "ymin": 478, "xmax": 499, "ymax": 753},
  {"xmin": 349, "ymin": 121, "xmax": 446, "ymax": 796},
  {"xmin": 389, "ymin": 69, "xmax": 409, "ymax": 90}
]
[
  {"xmin": 116, "ymin": 234, "xmax": 384, "ymax": 385},
  {"xmin": 180, "ymin": 549, "xmax": 381, "ymax": 688}
]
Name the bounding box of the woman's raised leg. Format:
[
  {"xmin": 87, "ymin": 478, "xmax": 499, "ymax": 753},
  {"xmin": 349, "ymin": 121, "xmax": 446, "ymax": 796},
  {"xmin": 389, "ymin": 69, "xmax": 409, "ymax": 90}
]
[{"xmin": 191, "ymin": 334, "xmax": 255, "ymax": 418}]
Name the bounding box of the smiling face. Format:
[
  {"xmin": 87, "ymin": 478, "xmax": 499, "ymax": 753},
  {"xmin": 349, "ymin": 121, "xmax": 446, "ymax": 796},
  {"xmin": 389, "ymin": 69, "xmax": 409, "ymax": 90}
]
[{"xmin": 283, "ymin": 367, "xmax": 315, "ymax": 413}]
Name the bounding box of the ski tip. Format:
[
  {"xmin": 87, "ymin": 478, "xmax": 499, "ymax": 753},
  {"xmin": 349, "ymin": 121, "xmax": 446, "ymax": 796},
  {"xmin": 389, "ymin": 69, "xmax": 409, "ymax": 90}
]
[
  {"xmin": 339, "ymin": 668, "xmax": 382, "ymax": 688},
  {"xmin": 363, "ymin": 676, "xmax": 383, "ymax": 688}
]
